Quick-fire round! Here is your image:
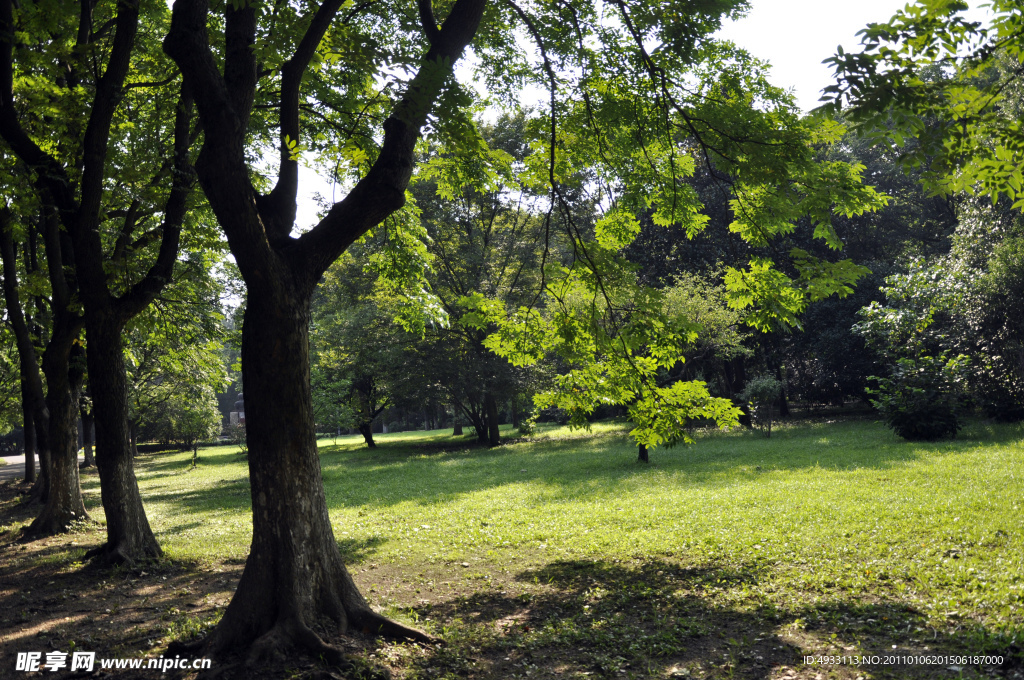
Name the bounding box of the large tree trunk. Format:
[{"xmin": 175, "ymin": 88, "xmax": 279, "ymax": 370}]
[
  {"xmin": 162, "ymin": 0, "xmax": 483, "ymax": 661},
  {"xmin": 27, "ymin": 340, "xmax": 88, "ymax": 536},
  {"xmin": 84, "ymin": 316, "xmax": 162, "ymax": 564},
  {"xmin": 174, "ymin": 290, "xmax": 429, "ymax": 663}
]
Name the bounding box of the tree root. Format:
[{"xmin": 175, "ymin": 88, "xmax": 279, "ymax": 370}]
[
  {"xmin": 351, "ymin": 608, "xmax": 439, "ymax": 644},
  {"xmin": 247, "ymin": 618, "xmax": 349, "ymax": 667},
  {"xmin": 166, "ymin": 636, "xmax": 206, "ymax": 659},
  {"xmin": 23, "ymin": 511, "xmax": 86, "ymax": 538},
  {"xmin": 84, "ymin": 540, "xmax": 162, "ymax": 567}
]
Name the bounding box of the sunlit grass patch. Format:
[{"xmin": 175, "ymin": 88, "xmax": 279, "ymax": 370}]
[{"xmin": 115, "ymin": 418, "xmax": 1024, "ymax": 675}]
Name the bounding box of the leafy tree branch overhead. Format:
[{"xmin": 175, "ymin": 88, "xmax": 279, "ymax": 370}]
[{"xmin": 823, "ymin": 0, "xmax": 1024, "ymax": 205}]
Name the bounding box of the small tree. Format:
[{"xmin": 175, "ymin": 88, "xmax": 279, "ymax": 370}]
[
  {"xmin": 149, "ymin": 386, "xmax": 222, "ymax": 466},
  {"xmin": 228, "ymin": 423, "xmax": 247, "ymax": 456},
  {"xmin": 856, "ymin": 260, "xmax": 970, "ymax": 440},
  {"xmin": 739, "ymin": 375, "xmax": 783, "ymax": 438},
  {"xmin": 868, "ymin": 354, "xmax": 966, "ymax": 441}
]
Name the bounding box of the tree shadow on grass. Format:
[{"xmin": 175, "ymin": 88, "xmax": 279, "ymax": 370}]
[
  {"xmin": 140, "ymin": 447, "xmax": 249, "ymax": 473},
  {"xmin": 400, "ymin": 558, "xmax": 1023, "ymax": 680},
  {"xmin": 337, "ymin": 535, "xmax": 387, "ymax": 563}
]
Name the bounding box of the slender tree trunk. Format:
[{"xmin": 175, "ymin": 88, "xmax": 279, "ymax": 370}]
[
  {"xmin": 637, "ymin": 443, "xmax": 649, "ymax": 464},
  {"xmin": 725, "ymin": 357, "xmax": 752, "ymax": 428},
  {"xmin": 81, "ymin": 406, "xmax": 95, "ymax": 468},
  {"xmin": 84, "ymin": 316, "xmax": 162, "ymax": 564},
  {"xmin": 21, "ymin": 391, "xmax": 36, "ymax": 484},
  {"xmin": 27, "ymin": 340, "xmax": 88, "ymax": 536},
  {"xmin": 130, "ymin": 421, "xmax": 139, "ymax": 457},
  {"xmin": 470, "ymin": 408, "xmax": 487, "ymax": 444},
  {"xmin": 353, "ymin": 384, "xmax": 377, "ymax": 447},
  {"xmin": 0, "ymin": 210, "xmax": 46, "ymax": 487},
  {"xmin": 776, "ymin": 366, "xmax": 789, "ymax": 418},
  {"xmin": 174, "ymin": 290, "xmax": 429, "ymax": 663},
  {"xmin": 484, "ymin": 392, "xmax": 500, "ymax": 447},
  {"xmin": 28, "ymin": 413, "xmax": 50, "ymax": 503}
]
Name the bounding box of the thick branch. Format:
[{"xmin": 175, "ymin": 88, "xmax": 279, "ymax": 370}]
[
  {"xmin": 164, "ymin": 0, "xmax": 272, "ymax": 279},
  {"xmin": 0, "ymin": 0, "xmax": 76, "ymax": 214},
  {"xmin": 291, "ymin": 0, "xmax": 487, "ymax": 287},
  {"xmin": 117, "ymin": 85, "xmax": 195, "ymax": 321},
  {"xmin": 262, "ymin": 0, "xmax": 346, "ymax": 243},
  {"xmin": 417, "ymin": 0, "xmax": 441, "ymax": 45},
  {"xmin": 75, "ymin": 0, "xmax": 141, "ymax": 307},
  {"xmin": 224, "ymin": 1, "xmax": 257, "ymax": 129}
]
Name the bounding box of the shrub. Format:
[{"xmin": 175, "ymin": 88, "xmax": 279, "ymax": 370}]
[
  {"xmin": 229, "ymin": 423, "xmax": 247, "ymax": 455},
  {"xmin": 740, "ymin": 375, "xmax": 783, "ymax": 438},
  {"xmin": 868, "ymin": 354, "xmax": 967, "ymax": 441}
]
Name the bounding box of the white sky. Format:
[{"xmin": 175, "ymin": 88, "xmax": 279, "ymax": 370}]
[{"xmin": 716, "ymin": 0, "xmax": 993, "ymax": 112}]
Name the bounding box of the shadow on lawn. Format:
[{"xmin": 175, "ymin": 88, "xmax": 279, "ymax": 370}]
[
  {"xmin": 405, "ymin": 558, "xmax": 1023, "ymax": 680},
  {"xmin": 128, "ymin": 419, "xmax": 1024, "ymax": 520}
]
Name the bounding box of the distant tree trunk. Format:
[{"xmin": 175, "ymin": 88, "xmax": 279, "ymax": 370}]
[
  {"xmin": 776, "ymin": 366, "xmax": 790, "ymax": 418},
  {"xmin": 469, "ymin": 406, "xmax": 488, "ymax": 444},
  {"xmin": 83, "ymin": 316, "xmax": 162, "ymax": 564},
  {"xmin": 357, "ymin": 422, "xmax": 376, "ymax": 448},
  {"xmin": 0, "ymin": 210, "xmax": 47, "ymax": 487},
  {"xmin": 130, "ymin": 421, "xmax": 139, "ymax": 457},
  {"xmin": 637, "ymin": 443, "xmax": 649, "ymax": 463},
  {"xmin": 80, "ymin": 403, "xmax": 95, "ymax": 468},
  {"xmin": 28, "ymin": 339, "xmax": 88, "ymax": 536},
  {"xmin": 22, "ymin": 407, "xmax": 36, "ymax": 484},
  {"xmin": 485, "ymin": 393, "xmax": 500, "ymax": 447},
  {"xmin": 724, "ymin": 357, "xmax": 752, "ymax": 428}
]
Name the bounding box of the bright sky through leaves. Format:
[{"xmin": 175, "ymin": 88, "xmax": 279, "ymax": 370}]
[
  {"xmin": 294, "ymin": 0, "xmax": 993, "ymax": 229},
  {"xmin": 716, "ymin": 0, "xmax": 993, "ymax": 112}
]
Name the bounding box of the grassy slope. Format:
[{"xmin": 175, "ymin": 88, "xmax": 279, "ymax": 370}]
[{"xmin": 74, "ymin": 418, "xmax": 1024, "ymax": 678}]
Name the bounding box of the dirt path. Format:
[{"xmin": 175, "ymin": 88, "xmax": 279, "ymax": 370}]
[{"xmin": 0, "ymin": 453, "xmax": 85, "ymax": 485}]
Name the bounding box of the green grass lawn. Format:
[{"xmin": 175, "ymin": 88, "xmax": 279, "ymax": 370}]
[{"xmin": 78, "ymin": 418, "xmax": 1024, "ymax": 678}]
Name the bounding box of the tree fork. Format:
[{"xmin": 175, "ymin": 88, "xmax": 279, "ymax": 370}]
[{"xmin": 163, "ymin": 0, "xmax": 485, "ymax": 659}]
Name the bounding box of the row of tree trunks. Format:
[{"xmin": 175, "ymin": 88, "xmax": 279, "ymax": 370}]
[{"xmin": 0, "ymin": 209, "xmax": 49, "ymax": 490}]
